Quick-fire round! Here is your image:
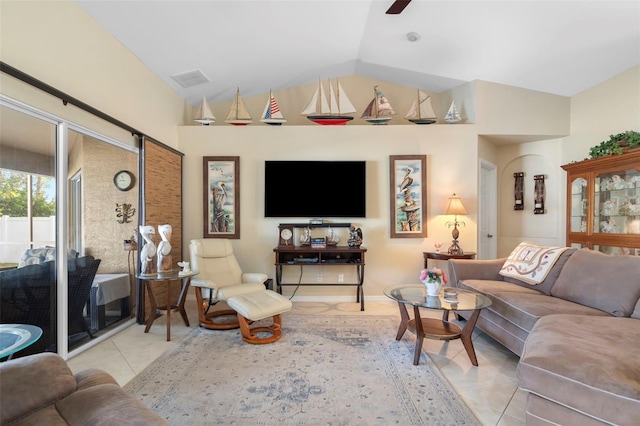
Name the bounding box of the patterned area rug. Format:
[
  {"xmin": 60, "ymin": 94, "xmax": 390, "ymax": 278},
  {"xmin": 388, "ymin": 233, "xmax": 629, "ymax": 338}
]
[{"xmin": 125, "ymin": 315, "xmax": 479, "ymax": 425}]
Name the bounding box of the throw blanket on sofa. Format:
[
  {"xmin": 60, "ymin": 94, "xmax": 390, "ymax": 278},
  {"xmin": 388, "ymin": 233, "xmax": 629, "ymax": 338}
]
[{"xmin": 499, "ymin": 242, "xmax": 570, "ymax": 285}]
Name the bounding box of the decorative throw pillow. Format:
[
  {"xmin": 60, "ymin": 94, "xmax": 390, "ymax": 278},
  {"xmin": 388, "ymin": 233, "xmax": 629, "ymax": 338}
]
[{"xmin": 499, "ymin": 242, "xmax": 571, "ymax": 285}]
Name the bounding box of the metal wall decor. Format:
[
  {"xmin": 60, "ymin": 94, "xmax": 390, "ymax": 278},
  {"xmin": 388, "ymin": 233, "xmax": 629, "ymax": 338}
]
[
  {"xmin": 115, "ymin": 203, "xmax": 136, "ymax": 224},
  {"xmin": 514, "ymin": 172, "xmax": 524, "ymax": 210},
  {"xmin": 534, "ymin": 174, "xmax": 545, "ymax": 214}
]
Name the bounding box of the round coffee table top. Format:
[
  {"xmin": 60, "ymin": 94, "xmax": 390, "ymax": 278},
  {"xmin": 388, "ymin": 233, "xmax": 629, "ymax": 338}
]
[
  {"xmin": 0, "ymin": 324, "xmax": 43, "ymax": 359},
  {"xmin": 384, "ymin": 285, "xmax": 492, "ymax": 311}
]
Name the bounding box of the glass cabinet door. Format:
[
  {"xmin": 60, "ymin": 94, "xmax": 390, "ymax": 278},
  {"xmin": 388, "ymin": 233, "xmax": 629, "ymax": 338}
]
[
  {"xmin": 569, "ymin": 177, "xmax": 588, "ymax": 233},
  {"xmin": 594, "ymin": 168, "xmax": 640, "ymax": 235}
]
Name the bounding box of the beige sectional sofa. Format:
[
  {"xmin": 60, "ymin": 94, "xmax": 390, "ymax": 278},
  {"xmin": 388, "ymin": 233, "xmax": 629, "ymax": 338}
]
[
  {"xmin": 449, "ymin": 247, "xmax": 640, "ymax": 425},
  {"xmin": 0, "ymin": 352, "xmax": 166, "ymax": 425}
]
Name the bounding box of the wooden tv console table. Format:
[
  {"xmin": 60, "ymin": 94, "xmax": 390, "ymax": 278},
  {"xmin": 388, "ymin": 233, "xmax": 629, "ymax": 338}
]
[{"xmin": 273, "ymin": 245, "xmax": 367, "ymax": 311}]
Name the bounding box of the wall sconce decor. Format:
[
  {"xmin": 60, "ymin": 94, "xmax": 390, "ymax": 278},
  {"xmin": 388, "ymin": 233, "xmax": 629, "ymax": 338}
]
[
  {"xmin": 115, "ymin": 203, "xmax": 136, "ymax": 224},
  {"xmin": 514, "ymin": 172, "xmax": 524, "ymax": 210},
  {"xmin": 445, "ymin": 193, "xmax": 468, "ymax": 255},
  {"xmin": 534, "ymin": 175, "xmax": 545, "ymax": 214}
]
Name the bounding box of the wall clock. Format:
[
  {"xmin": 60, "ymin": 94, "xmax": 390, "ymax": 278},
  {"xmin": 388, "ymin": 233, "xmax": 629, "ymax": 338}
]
[
  {"xmin": 278, "ymin": 225, "xmax": 294, "ymax": 247},
  {"xmin": 113, "ymin": 170, "xmax": 135, "ymax": 192}
]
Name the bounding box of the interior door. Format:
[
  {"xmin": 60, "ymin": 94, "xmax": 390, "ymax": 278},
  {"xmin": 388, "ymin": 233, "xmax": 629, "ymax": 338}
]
[{"xmin": 479, "ymin": 159, "xmax": 497, "ymax": 259}]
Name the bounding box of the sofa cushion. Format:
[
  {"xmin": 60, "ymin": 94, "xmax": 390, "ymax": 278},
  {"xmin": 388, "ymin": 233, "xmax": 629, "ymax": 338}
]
[
  {"xmin": 551, "ymin": 248, "xmax": 640, "ymax": 317},
  {"xmin": 0, "ymin": 353, "xmax": 76, "ymax": 425},
  {"xmin": 499, "ymin": 242, "xmax": 572, "ymax": 286},
  {"xmin": 502, "ymin": 248, "xmax": 576, "ymax": 295},
  {"xmin": 517, "ymin": 315, "xmax": 640, "ymax": 426}
]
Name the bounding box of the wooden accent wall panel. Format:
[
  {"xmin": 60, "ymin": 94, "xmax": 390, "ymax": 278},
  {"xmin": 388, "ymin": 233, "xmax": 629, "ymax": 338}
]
[{"xmin": 141, "ymin": 139, "xmax": 183, "ymax": 321}]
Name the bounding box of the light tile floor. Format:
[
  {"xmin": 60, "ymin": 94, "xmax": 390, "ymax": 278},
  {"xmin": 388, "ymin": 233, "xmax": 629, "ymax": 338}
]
[{"xmin": 67, "ymin": 299, "xmax": 526, "ymax": 425}]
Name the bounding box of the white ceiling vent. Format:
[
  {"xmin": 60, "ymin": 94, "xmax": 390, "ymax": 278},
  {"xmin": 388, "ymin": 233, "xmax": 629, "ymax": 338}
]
[{"xmin": 170, "ymin": 69, "xmax": 210, "ymax": 88}]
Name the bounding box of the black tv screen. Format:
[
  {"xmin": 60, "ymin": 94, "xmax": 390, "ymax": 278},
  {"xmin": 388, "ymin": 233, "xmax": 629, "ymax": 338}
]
[{"xmin": 265, "ymin": 161, "xmax": 366, "ymax": 218}]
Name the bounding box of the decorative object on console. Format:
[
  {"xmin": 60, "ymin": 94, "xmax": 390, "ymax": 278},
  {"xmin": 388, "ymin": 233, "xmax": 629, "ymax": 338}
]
[
  {"xmin": 157, "ymin": 224, "xmax": 172, "ymax": 272},
  {"xmin": 347, "ymin": 226, "xmax": 363, "ymax": 248},
  {"xmin": 260, "ymin": 90, "xmax": 286, "ymax": 125},
  {"xmin": 433, "ymin": 242, "xmax": 443, "ymax": 253},
  {"xmin": 445, "ymin": 193, "xmax": 468, "ymax": 255},
  {"xmin": 299, "ymin": 227, "xmax": 311, "ymax": 246},
  {"xmin": 361, "ymin": 85, "xmax": 396, "ymax": 125},
  {"xmin": 177, "ymin": 261, "xmax": 191, "ymax": 276},
  {"xmin": 404, "ymin": 89, "xmax": 436, "ymax": 124},
  {"xmin": 203, "ymin": 156, "xmax": 240, "ymax": 239},
  {"xmin": 514, "ymin": 172, "xmax": 524, "ymax": 210},
  {"xmin": 194, "ymin": 96, "xmax": 215, "ymax": 125},
  {"xmin": 534, "ymin": 174, "xmax": 545, "ymax": 214},
  {"xmin": 139, "ymin": 225, "xmax": 157, "ymax": 276},
  {"xmin": 301, "ymin": 78, "xmax": 356, "ymax": 125},
  {"xmin": 225, "ymin": 88, "xmax": 252, "ymax": 125},
  {"xmin": 115, "ymin": 203, "xmax": 136, "ymax": 224},
  {"xmin": 278, "ymin": 225, "xmax": 294, "ymax": 247},
  {"xmin": 444, "ymin": 101, "xmax": 461, "ymax": 124},
  {"xmin": 390, "ymin": 155, "xmax": 427, "ymax": 238},
  {"xmin": 326, "ymin": 227, "xmax": 340, "ymax": 246}
]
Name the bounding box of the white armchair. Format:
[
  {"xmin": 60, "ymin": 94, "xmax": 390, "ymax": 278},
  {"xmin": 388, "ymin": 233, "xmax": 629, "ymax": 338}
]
[{"xmin": 189, "ymin": 239, "xmax": 267, "ymax": 329}]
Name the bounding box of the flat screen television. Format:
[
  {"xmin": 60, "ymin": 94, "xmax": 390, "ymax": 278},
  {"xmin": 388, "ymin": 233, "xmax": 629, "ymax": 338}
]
[{"xmin": 264, "ymin": 160, "xmax": 366, "ymax": 218}]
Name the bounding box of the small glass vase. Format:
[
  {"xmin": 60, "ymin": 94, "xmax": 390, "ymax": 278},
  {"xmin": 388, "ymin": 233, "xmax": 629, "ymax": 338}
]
[{"xmin": 424, "ymin": 280, "xmax": 442, "ymax": 296}]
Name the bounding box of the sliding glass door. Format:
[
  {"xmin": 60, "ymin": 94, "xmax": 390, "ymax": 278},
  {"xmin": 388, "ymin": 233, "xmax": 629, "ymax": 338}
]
[{"xmin": 0, "ymin": 99, "xmax": 139, "ymax": 359}]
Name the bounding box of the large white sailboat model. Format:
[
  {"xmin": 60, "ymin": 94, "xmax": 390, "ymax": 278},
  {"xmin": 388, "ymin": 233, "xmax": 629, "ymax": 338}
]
[
  {"xmin": 225, "ymin": 88, "xmax": 252, "ymax": 126},
  {"xmin": 404, "ymin": 89, "xmax": 437, "ymax": 124},
  {"xmin": 361, "ymin": 86, "xmax": 396, "ymax": 125},
  {"xmin": 194, "ymin": 96, "xmax": 216, "ymax": 125},
  {"xmin": 260, "ymin": 91, "xmax": 286, "ymax": 125},
  {"xmin": 300, "ymin": 79, "xmax": 356, "ymax": 125},
  {"xmin": 444, "ymin": 101, "xmax": 462, "ymax": 124}
]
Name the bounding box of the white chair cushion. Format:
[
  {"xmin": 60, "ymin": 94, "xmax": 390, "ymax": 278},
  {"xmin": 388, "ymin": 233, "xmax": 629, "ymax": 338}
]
[{"xmin": 227, "ymin": 290, "xmax": 292, "ymax": 321}]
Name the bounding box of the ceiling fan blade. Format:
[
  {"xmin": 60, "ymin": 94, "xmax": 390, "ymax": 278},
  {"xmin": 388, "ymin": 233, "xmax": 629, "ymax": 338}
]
[{"xmin": 386, "ymin": 0, "xmax": 412, "ymax": 15}]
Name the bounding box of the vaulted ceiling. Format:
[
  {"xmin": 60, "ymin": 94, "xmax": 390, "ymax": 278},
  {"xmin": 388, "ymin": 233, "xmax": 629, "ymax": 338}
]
[{"xmin": 74, "ymin": 1, "xmax": 639, "ymax": 106}]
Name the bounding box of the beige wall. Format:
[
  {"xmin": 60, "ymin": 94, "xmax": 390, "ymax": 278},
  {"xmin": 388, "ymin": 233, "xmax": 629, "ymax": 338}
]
[
  {"xmin": 0, "ymin": 1, "xmax": 187, "ymax": 148},
  {"xmin": 179, "ymin": 125, "xmax": 480, "ymax": 299}
]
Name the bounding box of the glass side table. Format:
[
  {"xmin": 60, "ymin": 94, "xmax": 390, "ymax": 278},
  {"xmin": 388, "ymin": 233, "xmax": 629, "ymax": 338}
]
[
  {"xmin": 0, "ymin": 324, "xmax": 43, "ymax": 361},
  {"xmin": 384, "ymin": 285, "xmax": 491, "ymax": 366},
  {"xmin": 137, "ymin": 270, "xmax": 198, "ymax": 341}
]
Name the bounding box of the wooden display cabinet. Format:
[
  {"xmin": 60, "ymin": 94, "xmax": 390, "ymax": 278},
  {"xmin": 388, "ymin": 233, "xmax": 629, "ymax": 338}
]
[{"xmin": 562, "ymin": 149, "xmax": 640, "ymax": 255}]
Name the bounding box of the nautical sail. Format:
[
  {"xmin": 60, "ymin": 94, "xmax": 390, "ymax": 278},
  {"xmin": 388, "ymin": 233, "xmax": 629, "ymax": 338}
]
[
  {"xmin": 225, "ymin": 88, "xmax": 252, "ymax": 125},
  {"xmin": 444, "ymin": 101, "xmax": 461, "ymax": 124},
  {"xmin": 194, "ymin": 96, "xmax": 215, "ymax": 125},
  {"xmin": 260, "ymin": 91, "xmax": 286, "ymax": 125},
  {"xmin": 361, "ymin": 86, "xmax": 396, "ymax": 125},
  {"xmin": 301, "ymin": 79, "xmax": 356, "ymax": 125},
  {"xmin": 404, "ymin": 89, "xmax": 437, "ymax": 124}
]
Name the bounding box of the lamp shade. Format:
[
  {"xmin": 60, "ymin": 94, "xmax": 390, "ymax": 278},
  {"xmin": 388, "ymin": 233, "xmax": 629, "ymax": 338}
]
[{"xmin": 445, "ymin": 193, "xmax": 468, "ymax": 216}]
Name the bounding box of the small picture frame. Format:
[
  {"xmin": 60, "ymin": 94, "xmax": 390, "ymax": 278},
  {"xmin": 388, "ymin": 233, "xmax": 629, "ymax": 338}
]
[
  {"xmin": 389, "ymin": 155, "xmax": 427, "ymax": 238},
  {"xmin": 203, "ymin": 156, "xmax": 240, "ymax": 239}
]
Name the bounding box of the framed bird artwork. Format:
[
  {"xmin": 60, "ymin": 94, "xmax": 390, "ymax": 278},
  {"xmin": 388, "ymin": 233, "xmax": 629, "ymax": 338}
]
[{"xmin": 389, "ymin": 155, "xmax": 427, "ymax": 238}]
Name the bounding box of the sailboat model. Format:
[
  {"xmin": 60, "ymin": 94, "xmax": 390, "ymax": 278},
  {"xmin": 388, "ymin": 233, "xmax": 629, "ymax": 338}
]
[
  {"xmin": 361, "ymin": 86, "xmax": 396, "ymax": 125},
  {"xmin": 300, "ymin": 79, "xmax": 356, "ymax": 125},
  {"xmin": 194, "ymin": 96, "xmax": 215, "ymax": 125},
  {"xmin": 404, "ymin": 89, "xmax": 437, "ymax": 124},
  {"xmin": 444, "ymin": 101, "xmax": 461, "ymax": 124},
  {"xmin": 225, "ymin": 88, "xmax": 252, "ymax": 126},
  {"xmin": 260, "ymin": 91, "xmax": 286, "ymax": 125}
]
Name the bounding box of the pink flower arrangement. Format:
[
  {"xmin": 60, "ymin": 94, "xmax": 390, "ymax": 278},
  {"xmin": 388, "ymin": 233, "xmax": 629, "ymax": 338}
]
[{"xmin": 420, "ymin": 267, "xmax": 447, "ymax": 284}]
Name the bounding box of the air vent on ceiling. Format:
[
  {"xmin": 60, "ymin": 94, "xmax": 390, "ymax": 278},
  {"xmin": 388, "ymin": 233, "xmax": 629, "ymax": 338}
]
[{"xmin": 170, "ymin": 69, "xmax": 210, "ymax": 88}]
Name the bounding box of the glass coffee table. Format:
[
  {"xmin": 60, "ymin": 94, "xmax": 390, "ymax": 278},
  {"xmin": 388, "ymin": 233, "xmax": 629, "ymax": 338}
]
[
  {"xmin": 0, "ymin": 324, "xmax": 43, "ymax": 361},
  {"xmin": 384, "ymin": 285, "xmax": 492, "ymax": 366}
]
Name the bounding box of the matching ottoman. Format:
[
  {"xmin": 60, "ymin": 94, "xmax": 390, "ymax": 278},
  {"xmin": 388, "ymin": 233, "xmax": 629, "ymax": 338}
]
[{"xmin": 227, "ymin": 290, "xmax": 292, "ymax": 344}]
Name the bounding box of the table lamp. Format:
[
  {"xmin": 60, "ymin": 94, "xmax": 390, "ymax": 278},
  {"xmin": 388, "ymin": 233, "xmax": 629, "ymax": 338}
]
[{"xmin": 445, "ymin": 193, "xmax": 468, "ymax": 255}]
